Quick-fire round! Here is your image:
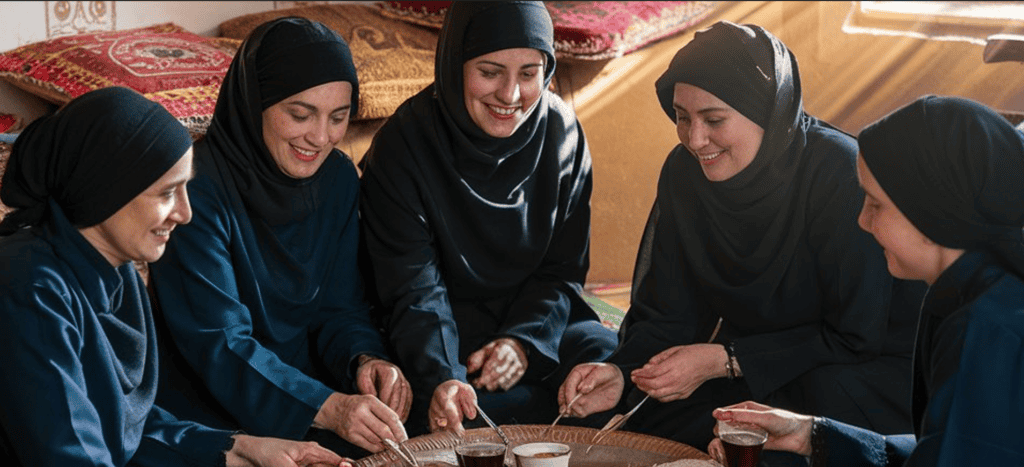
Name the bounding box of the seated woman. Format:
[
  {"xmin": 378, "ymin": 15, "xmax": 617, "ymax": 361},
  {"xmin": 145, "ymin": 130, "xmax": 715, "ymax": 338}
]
[
  {"xmin": 149, "ymin": 17, "xmax": 410, "ymax": 457},
  {"xmin": 708, "ymin": 95, "xmax": 1024, "ymax": 466},
  {"xmin": 0, "ymin": 86, "xmax": 344, "ymax": 467},
  {"xmin": 359, "ymin": 1, "xmax": 618, "ymax": 435},
  {"xmin": 559, "ymin": 21, "xmax": 925, "ymax": 451}
]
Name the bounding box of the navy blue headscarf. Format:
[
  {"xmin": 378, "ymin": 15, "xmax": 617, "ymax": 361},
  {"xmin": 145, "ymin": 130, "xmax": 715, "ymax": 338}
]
[
  {"xmin": 0, "ymin": 87, "xmax": 191, "ymax": 235},
  {"xmin": 859, "ymin": 95, "xmax": 1024, "ymax": 277}
]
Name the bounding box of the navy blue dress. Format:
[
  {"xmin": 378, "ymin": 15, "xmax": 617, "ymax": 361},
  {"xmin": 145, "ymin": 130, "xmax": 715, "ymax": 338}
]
[
  {"xmin": 0, "ymin": 201, "xmax": 234, "ymax": 467},
  {"xmin": 815, "ymin": 250, "xmax": 1024, "ymax": 466},
  {"xmin": 150, "ymin": 147, "xmax": 388, "ymax": 443}
]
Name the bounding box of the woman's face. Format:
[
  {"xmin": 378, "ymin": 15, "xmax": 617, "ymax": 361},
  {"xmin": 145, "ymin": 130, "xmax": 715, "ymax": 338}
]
[
  {"xmin": 673, "ymin": 83, "xmax": 764, "ymax": 182},
  {"xmin": 463, "ymin": 47, "xmax": 545, "ymax": 138},
  {"xmin": 81, "ymin": 148, "xmax": 194, "ymax": 266},
  {"xmin": 262, "ymin": 81, "xmax": 352, "ymax": 179},
  {"xmin": 856, "ymin": 155, "xmax": 957, "ymax": 284}
]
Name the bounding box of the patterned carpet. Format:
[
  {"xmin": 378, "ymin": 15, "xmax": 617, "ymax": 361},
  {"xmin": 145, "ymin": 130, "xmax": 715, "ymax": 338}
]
[{"xmin": 583, "ymin": 282, "xmax": 630, "ymax": 330}]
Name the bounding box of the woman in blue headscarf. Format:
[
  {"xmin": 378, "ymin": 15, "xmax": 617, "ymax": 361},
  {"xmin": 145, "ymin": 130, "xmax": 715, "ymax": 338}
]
[
  {"xmin": 0, "ymin": 86, "xmax": 344, "ymax": 467},
  {"xmin": 359, "ymin": 1, "xmax": 618, "ymax": 435},
  {"xmin": 707, "ymin": 95, "xmax": 1024, "ymax": 467},
  {"xmin": 149, "ymin": 17, "xmax": 410, "ymax": 458}
]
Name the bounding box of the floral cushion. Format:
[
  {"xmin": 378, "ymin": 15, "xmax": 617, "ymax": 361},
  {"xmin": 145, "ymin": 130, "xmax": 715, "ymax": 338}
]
[
  {"xmin": 0, "ymin": 24, "xmax": 240, "ymax": 138},
  {"xmin": 378, "ymin": 1, "xmax": 721, "ymax": 60}
]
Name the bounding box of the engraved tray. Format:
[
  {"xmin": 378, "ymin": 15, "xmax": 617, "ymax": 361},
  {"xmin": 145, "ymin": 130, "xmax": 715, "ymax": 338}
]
[{"xmin": 354, "ymin": 424, "xmax": 715, "ymax": 467}]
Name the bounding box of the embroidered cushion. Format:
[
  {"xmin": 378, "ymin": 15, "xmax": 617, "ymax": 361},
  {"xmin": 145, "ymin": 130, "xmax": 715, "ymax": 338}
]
[{"xmin": 0, "ymin": 23, "xmax": 240, "ymax": 138}]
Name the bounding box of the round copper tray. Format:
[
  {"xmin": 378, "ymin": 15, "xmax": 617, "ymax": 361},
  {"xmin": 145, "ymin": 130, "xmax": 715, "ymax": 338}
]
[{"xmin": 355, "ymin": 424, "xmax": 714, "ymax": 467}]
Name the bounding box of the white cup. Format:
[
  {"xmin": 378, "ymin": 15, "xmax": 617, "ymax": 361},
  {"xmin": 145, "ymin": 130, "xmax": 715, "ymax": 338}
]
[{"xmin": 511, "ymin": 442, "xmax": 571, "ymax": 467}]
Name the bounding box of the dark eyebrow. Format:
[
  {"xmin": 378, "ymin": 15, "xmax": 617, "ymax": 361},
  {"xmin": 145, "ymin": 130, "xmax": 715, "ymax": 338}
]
[
  {"xmin": 476, "ymin": 61, "xmax": 544, "ymax": 70},
  {"xmin": 673, "ymin": 104, "xmax": 731, "ymax": 115},
  {"xmin": 285, "ymin": 101, "xmax": 352, "ymax": 115}
]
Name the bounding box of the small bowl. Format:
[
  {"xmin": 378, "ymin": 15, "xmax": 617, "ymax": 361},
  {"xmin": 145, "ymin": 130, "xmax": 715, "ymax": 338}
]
[{"xmin": 512, "ymin": 442, "xmax": 571, "ymax": 467}]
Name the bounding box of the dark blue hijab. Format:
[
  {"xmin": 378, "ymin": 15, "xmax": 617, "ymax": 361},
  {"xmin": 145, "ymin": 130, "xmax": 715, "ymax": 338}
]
[
  {"xmin": 0, "ymin": 87, "xmax": 191, "ymax": 234},
  {"xmin": 860, "ymin": 95, "xmax": 1024, "ymax": 277}
]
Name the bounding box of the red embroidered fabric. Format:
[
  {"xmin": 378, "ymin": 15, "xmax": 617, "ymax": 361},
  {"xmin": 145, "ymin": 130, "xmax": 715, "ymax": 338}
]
[
  {"xmin": 0, "ymin": 24, "xmax": 240, "ymax": 138},
  {"xmin": 0, "ymin": 114, "xmax": 14, "ymax": 134}
]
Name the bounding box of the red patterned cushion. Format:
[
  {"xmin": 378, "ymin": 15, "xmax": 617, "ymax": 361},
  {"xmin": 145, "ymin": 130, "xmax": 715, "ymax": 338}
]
[
  {"xmin": 0, "ymin": 114, "xmax": 14, "ymax": 133},
  {"xmin": 378, "ymin": 1, "xmax": 720, "ymax": 60},
  {"xmin": 0, "ymin": 142, "xmax": 11, "ymax": 220},
  {"xmin": 0, "ymin": 24, "xmax": 240, "ymax": 138}
]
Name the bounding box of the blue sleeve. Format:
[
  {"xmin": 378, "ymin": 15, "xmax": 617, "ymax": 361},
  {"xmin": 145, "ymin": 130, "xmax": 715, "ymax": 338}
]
[
  {"xmin": 0, "ymin": 275, "xmax": 233, "ymax": 467},
  {"xmin": 150, "ymin": 178, "xmax": 332, "ymax": 439},
  {"xmin": 308, "ymin": 172, "xmax": 389, "ymax": 384},
  {"xmin": 131, "ymin": 406, "xmax": 235, "ymax": 467},
  {"xmin": 928, "ymin": 293, "xmax": 1024, "ymax": 467},
  {"xmin": 814, "ymin": 418, "xmax": 913, "ymax": 467},
  {"xmin": 0, "ymin": 280, "xmax": 118, "ymax": 467}
]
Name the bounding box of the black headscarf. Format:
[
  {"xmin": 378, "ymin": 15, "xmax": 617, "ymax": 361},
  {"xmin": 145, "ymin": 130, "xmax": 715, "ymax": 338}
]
[
  {"xmin": 429, "ymin": 1, "xmax": 557, "ymax": 188},
  {"xmin": 640, "ymin": 21, "xmax": 815, "ymax": 289},
  {"xmin": 0, "ymin": 86, "xmax": 191, "ymax": 235},
  {"xmin": 859, "ymin": 95, "xmax": 1024, "ymax": 277},
  {"xmin": 203, "ymin": 16, "xmax": 359, "ymax": 226}
]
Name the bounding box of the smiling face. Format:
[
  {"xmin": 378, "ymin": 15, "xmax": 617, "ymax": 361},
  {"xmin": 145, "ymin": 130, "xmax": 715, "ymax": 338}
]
[
  {"xmin": 673, "ymin": 83, "xmax": 764, "ymax": 182},
  {"xmin": 262, "ymin": 81, "xmax": 352, "ymax": 179},
  {"xmin": 463, "ymin": 47, "xmax": 545, "ymax": 138},
  {"xmin": 856, "ymin": 155, "xmax": 963, "ymax": 284},
  {"xmin": 79, "ymin": 148, "xmax": 195, "ymax": 266}
]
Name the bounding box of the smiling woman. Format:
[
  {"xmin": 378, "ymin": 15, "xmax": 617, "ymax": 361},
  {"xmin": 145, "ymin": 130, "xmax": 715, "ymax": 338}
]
[
  {"xmin": 359, "ymin": 0, "xmax": 619, "ymax": 438},
  {"xmin": 148, "ymin": 16, "xmax": 412, "ymax": 459},
  {"xmin": 0, "ymin": 86, "xmax": 344, "ymax": 467}
]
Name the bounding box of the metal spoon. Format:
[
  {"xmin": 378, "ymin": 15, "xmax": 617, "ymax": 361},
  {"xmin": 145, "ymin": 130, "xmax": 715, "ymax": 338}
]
[
  {"xmin": 383, "ymin": 438, "xmax": 418, "ymax": 467},
  {"xmin": 542, "ymin": 392, "xmax": 584, "ymax": 438},
  {"xmin": 588, "ymin": 317, "xmax": 725, "ymax": 451},
  {"xmin": 473, "ymin": 400, "xmax": 511, "ymax": 446}
]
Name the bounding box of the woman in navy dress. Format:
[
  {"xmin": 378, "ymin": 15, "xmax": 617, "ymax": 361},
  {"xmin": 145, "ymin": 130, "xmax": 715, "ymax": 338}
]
[
  {"xmin": 0, "ymin": 86, "xmax": 344, "ymax": 467},
  {"xmin": 149, "ymin": 18, "xmax": 411, "ymax": 458},
  {"xmin": 707, "ymin": 95, "xmax": 1024, "ymax": 467}
]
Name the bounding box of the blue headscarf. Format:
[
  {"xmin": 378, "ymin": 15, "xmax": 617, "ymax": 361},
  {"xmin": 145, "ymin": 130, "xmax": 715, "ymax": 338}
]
[
  {"xmin": 860, "ymin": 95, "xmax": 1024, "ymax": 276},
  {"xmin": 0, "ymin": 87, "xmax": 191, "ymax": 235}
]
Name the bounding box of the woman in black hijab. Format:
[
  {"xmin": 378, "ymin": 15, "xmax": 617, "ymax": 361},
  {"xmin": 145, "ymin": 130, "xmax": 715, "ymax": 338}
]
[
  {"xmin": 0, "ymin": 86, "xmax": 344, "ymax": 467},
  {"xmin": 706, "ymin": 95, "xmax": 1024, "ymax": 467},
  {"xmin": 360, "ymin": 1, "xmax": 618, "ymax": 435},
  {"xmin": 559, "ymin": 21, "xmax": 925, "ymax": 452},
  {"xmin": 149, "ymin": 17, "xmax": 411, "ymax": 458}
]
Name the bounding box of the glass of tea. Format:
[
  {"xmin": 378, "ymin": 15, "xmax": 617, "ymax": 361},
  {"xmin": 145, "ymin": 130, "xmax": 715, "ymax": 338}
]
[
  {"xmin": 455, "ymin": 442, "xmax": 507, "ymax": 467},
  {"xmin": 716, "ymin": 419, "xmax": 769, "ymax": 467}
]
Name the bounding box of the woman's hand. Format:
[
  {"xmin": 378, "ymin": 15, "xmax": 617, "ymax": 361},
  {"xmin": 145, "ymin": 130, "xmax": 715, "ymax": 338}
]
[
  {"xmin": 466, "ymin": 338, "xmax": 528, "ymax": 392},
  {"xmin": 557, "ymin": 362, "xmax": 624, "ymax": 418},
  {"xmin": 428, "ymin": 379, "xmax": 478, "ymax": 436},
  {"xmin": 225, "ymin": 434, "xmax": 349, "ymax": 467},
  {"xmin": 706, "ymin": 400, "xmax": 815, "ymax": 464},
  {"xmin": 355, "ymin": 355, "xmax": 413, "ymax": 422},
  {"xmin": 313, "ymin": 392, "xmax": 407, "ymax": 453},
  {"xmin": 630, "ymin": 343, "xmax": 725, "ymax": 402}
]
